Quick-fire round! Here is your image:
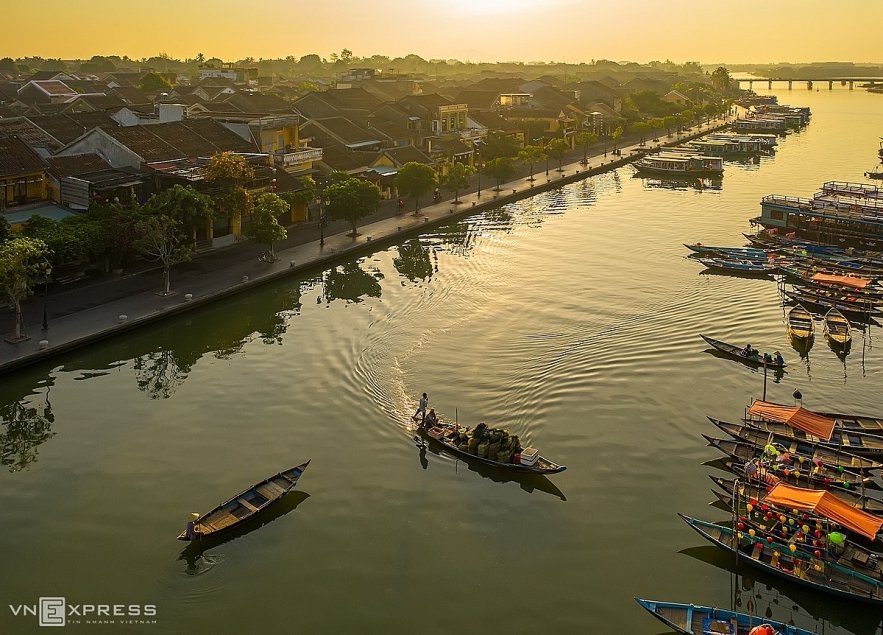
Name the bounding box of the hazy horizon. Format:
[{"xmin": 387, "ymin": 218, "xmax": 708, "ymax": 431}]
[{"xmin": 5, "ymin": 0, "xmax": 881, "ymax": 66}]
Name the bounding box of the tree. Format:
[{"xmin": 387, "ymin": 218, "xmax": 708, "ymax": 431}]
[
  {"xmin": 547, "ymin": 138, "xmax": 569, "ymax": 171},
  {"xmin": 0, "ymin": 237, "xmax": 51, "ymax": 342},
  {"xmin": 0, "ymin": 215, "xmax": 10, "ymax": 243},
  {"xmin": 248, "ymin": 193, "xmax": 289, "ymax": 259},
  {"xmin": 681, "ymin": 109, "xmax": 695, "ymax": 129},
  {"xmin": 88, "ymin": 194, "xmax": 146, "ymax": 269},
  {"xmin": 325, "ymin": 177, "xmax": 382, "ymax": 236},
  {"xmin": 134, "ymin": 215, "xmax": 191, "ymax": 296},
  {"xmin": 663, "ymin": 115, "xmax": 678, "ymax": 137},
  {"xmin": 611, "ymin": 127, "xmax": 624, "ymax": 153},
  {"xmin": 205, "ymin": 151, "xmax": 255, "ymax": 183},
  {"xmin": 279, "ymin": 176, "xmax": 316, "ymax": 218},
  {"xmin": 145, "ymin": 185, "xmax": 214, "ymax": 244},
  {"xmin": 139, "ymin": 72, "xmax": 172, "ymax": 94},
  {"xmin": 440, "ymin": 162, "xmax": 475, "ymax": 203},
  {"xmin": 483, "ymin": 157, "xmax": 515, "ymax": 190},
  {"xmin": 630, "ymin": 122, "xmax": 651, "ymax": 146},
  {"xmin": 396, "ymin": 162, "xmax": 437, "ymax": 215},
  {"xmin": 648, "ymin": 118, "xmax": 665, "ymax": 141},
  {"xmin": 575, "ymin": 132, "xmax": 598, "ymax": 165},
  {"xmin": 196, "ymin": 53, "xmax": 205, "ymax": 64},
  {"xmin": 297, "ymin": 81, "xmax": 320, "ymax": 94},
  {"xmin": 711, "ymin": 66, "xmax": 732, "ymax": 92},
  {"xmin": 483, "ymin": 132, "xmax": 521, "ymax": 160},
  {"xmin": 518, "ymin": 145, "xmax": 547, "ymax": 180}
]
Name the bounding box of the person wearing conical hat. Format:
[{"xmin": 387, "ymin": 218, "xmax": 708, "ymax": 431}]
[{"xmin": 183, "ymin": 512, "xmax": 202, "ymax": 541}]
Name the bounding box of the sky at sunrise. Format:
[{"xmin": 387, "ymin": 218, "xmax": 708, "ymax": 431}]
[{"xmin": 4, "ymin": 0, "xmax": 881, "ymax": 64}]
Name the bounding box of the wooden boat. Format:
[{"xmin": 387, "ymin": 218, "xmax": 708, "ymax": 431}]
[
  {"xmin": 684, "ymin": 243, "xmax": 770, "ymax": 258},
  {"xmin": 787, "ymin": 305, "xmax": 815, "ymax": 342},
  {"xmin": 784, "ymin": 289, "xmax": 882, "ymax": 318},
  {"xmin": 418, "ymin": 423, "xmax": 565, "ymax": 475},
  {"xmin": 712, "ymin": 456, "xmax": 878, "ymax": 498},
  {"xmin": 698, "ymin": 257, "xmax": 777, "ymax": 274},
  {"xmin": 710, "ymin": 475, "xmax": 883, "ymax": 515},
  {"xmin": 701, "ymin": 335, "xmax": 785, "ymax": 369},
  {"xmin": 824, "ymin": 308, "xmax": 853, "ymax": 348},
  {"xmin": 702, "ymin": 435, "xmax": 875, "ymax": 488},
  {"xmin": 679, "ymin": 514, "xmax": 883, "ymax": 604},
  {"xmin": 712, "ymin": 416, "xmax": 883, "ymax": 461},
  {"xmin": 635, "ymin": 597, "xmax": 815, "ymax": 635},
  {"xmin": 177, "ymin": 461, "xmax": 310, "ymax": 540},
  {"xmin": 749, "ymin": 399, "xmax": 883, "ymax": 435}
]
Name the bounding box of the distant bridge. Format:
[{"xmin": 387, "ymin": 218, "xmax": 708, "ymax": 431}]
[{"xmin": 731, "ymin": 76, "xmax": 883, "ymax": 90}]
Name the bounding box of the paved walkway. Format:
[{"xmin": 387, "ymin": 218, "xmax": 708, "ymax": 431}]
[{"xmin": 0, "ymin": 118, "xmax": 732, "ymax": 374}]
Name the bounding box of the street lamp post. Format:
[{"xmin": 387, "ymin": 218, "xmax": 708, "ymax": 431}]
[
  {"xmin": 476, "ymin": 148, "xmax": 481, "ymax": 197},
  {"xmin": 42, "ymin": 266, "xmax": 51, "ymax": 330}
]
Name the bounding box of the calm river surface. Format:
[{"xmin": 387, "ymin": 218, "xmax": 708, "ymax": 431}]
[{"xmin": 3, "ymin": 88, "xmax": 883, "ymax": 634}]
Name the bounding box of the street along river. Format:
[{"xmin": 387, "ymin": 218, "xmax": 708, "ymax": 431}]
[{"xmin": 2, "ymin": 87, "xmax": 883, "ymax": 634}]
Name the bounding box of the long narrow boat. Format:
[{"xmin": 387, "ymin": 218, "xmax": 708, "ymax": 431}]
[
  {"xmin": 702, "ymin": 435, "xmax": 874, "ymax": 488},
  {"xmin": 679, "ymin": 514, "xmax": 883, "ymax": 604},
  {"xmin": 784, "ymin": 289, "xmax": 882, "ymax": 319},
  {"xmin": 704, "ymin": 428, "xmax": 882, "ymax": 472},
  {"xmin": 635, "ymin": 598, "xmax": 816, "ymax": 635},
  {"xmin": 710, "ymin": 475, "xmax": 883, "ymax": 516},
  {"xmin": 746, "ymin": 399, "xmax": 883, "ymax": 443},
  {"xmin": 713, "ymin": 456, "xmax": 878, "ymax": 498},
  {"xmin": 711, "ymin": 416, "xmax": 883, "ymax": 462},
  {"xmin": 698, "ymin": 257, "xmax": 778, "ymax": 274},
  {"xmin": 177, "ymin": 461, "xmax": 310, "ymax": 540},
  {"xmin": 787, "ymin": 305, "xmax": 815, "ymax": 342},
  {"xmin": 701, "ymin": 335, "xmax": 786, "ymax": 369},
  {"xmin": 418, "ymin": 423, "xmax": 565, "ymax": 475},
  {"xmin": 684, "ymin": 243, "xmax": 770, "ymax": 258},
  {"xmin": 824, "ymin": 308, "xmax": 853, "ymax": 348}
]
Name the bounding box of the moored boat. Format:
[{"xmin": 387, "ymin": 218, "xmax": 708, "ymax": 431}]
[
  {"xmin": 787, "ymin": 305, "xmax": 815, "ymax": 341},
  {"xmin": 712, "ymin": 456, "xmax": 877, "ymax": 498},
  {"xmin": 700, "ymin": 335, "xmax": 785, "ymax": 369},
  {"xmin": 710, "ymin": 475, "xmax": 883, "ymax": 516},
  {"xmin": 634, "ymin": 152, "xmax": 724, "ymax": 177},
  {"xmin": 698, "ymin": 257, "xmax": 777, "ymax": 274},
  {"xmin": 784, "ymin": 289, "xmax": 882, "ymax": 319},
  {"xmin": 634, "ymin": 597, "xmax": 815, "ymax": 635},
  {"xmin": 679, "ymin": 514, "xmax": 883, "ymax": 604},
  {"xmin": 824, "ymin": 308, "xmax": 853, "ymax": 348},
  {"xmin": 177, "ymin": 461, "xmax": 310, "ymax": 541}
]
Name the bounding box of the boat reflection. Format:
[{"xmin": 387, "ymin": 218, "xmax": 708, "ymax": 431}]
[
  {"xmin": 177, "ymin": 490, "xmax": 311, "ymax": 575},
  {"xmin": 680, "ymin": 545, "xmax": 883, "ymax": 634},
  {"xmin": 633, "ymin": 174, "xmax": 723, "ymax": 191},
  {"xmin": 414, "ymin": 436, "xmax": 566, "ymax": 501},
  {"xmin": 699, "ymin": 268, "xmax": 777, "ymax": 281}
]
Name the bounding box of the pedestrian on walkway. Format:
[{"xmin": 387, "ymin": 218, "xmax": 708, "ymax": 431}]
[{"xmin": 412, "ymin": 393, "xmax": 428, "ymax": 423}]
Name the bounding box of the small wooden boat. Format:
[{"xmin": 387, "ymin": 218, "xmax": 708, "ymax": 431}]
[
  {"xmin": 684, "ymin": 243, "xmax": 770, "ymax": 258},
  {"xmin": 712, "ymin": 456, "xmax": 877, "ymax": 498},
  {"xmin": 701, "ymin": 335, "xmax": 785, "ymax": 369},
  {"xmin": 710, "ymin": 475, "xmax": 883, "ymax": 516},
  {"xmin": 787, "ymin": 305, "xmax": 814, "ymax": 341},
  {"xmin": 635, "ymin": 597, "xmax": 815, "ymax": 635},
  {"xmin": 712, "ymin": 416, "xmax": 883, "ymax": 463},
  {"xmin": 784, "ymin": 289, "xmax": 882, "ymax": 318},
  {"xmin": 418, "ymin": 423, "xmax": 565, "ymax": 475},
  {"xmin": 177, "ymin": 461, "xmax": 310, "ymax": 540},
  {"xmin": 698, "ymin": 257, "xmax": 777, "ymax": 274},
  {"xmin": 680, "ymin": 514, "xmax": 883, "ymax": 604},
  {"xmin": 702, "ymin": 435, "xmax": 875, "ymax": 488},
  {"xmin": 824, "ymin": 308, "xmax": 853, "ymax": 348}
]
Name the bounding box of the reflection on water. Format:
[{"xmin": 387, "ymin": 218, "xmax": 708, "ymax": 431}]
[
  {"xmin": 702, "ymin": 349, "xmax": 786, "ymax": 384},
  {"xmin": 0, "ymin": 379, "xmax": 54, "ymax": 473},
  {"xmin": 393, "ymin": 239, "xmax": 435, "ymax": 282},
  {"xmin": 681, "ymin": 546, "xmax": 883, "ymax": 635},
  {"xmin": 323, "ymin": 262, "xmax": 382, "ymax": 303},
  {"xmin": 633, "ymin": 173, "xmax": 724, "ymax": 191}
]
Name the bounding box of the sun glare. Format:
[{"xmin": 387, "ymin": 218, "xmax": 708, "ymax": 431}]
[{"xmin": 453, "ymin": 0, "xmax": 543, "ymax": 15}]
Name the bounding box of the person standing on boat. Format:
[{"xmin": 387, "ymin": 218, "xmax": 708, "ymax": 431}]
[
  {"xmin": 412, "ymin": 393, "xmax": 428, "ymax": 423},
  {"xmin": 184, "ymin": 513, "xmax": 201, "ymax": 540}
]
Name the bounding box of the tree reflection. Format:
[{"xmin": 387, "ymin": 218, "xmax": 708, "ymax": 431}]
[
  {"xmin": 134, "ymin": 349, "xmax": 191, "ymax": 399},
  {"xmin": 393, "ymin": 240, "xmax": 434, "ymax": 282},
  {"xmin": 0, "ymin": 385, "xmax": 55, "ymax": 472},
  {"xmin": 323, "ymin": 263, "xmax": 382, "ymax": 303}
]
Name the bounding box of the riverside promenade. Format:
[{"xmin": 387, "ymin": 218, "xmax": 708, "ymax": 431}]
[{"xmin": 0, "ymin": 118, "xmax": 732, "ymax": 375}]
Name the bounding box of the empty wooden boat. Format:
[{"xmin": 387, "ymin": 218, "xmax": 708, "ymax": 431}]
[
  {"xmin": 177, "ymin": 461, "xmax": 310, "ymax": 541},
  {"xmin": 635, "ymin": 597, "xmax": 815, "ymax": 635},
  {"xmin": 824, "ymin": 308, "xmax": 853, "ymax": 348},
  {"xmin": 787, "ymin": 304, "xmax": 815, "ymax": 341}
]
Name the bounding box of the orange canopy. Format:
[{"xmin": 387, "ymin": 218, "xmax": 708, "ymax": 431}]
[
  {"xmin": 764, "ymin": 483, "xmax": 883, "ymax": 540},
  {"xmin": 747, "ymin": 400, "xmax": 836, "ymax": 441},
  {"xmin": 811, "ymin": 272, "xmax": 870, "ymax": 289}
]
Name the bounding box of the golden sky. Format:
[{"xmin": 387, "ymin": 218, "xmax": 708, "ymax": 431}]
[{"xmin": 5, "ymin": 0, "xmax": 881, "ymax": 64}]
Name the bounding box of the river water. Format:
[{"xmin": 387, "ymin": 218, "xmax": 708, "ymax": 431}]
[{"xmin": 2, "ymin": 88, "xmax": 883, "ymax": 634}]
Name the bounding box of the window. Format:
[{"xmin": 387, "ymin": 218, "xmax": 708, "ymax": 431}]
[
  {"xmin": 450, "ymin": 116, "xmax": 456, "ymax": 130},
  {"xmin": 459, "ymin": 112, "xmax": 465, "ymax": 126},
  {"xmin": 278, "ymin": 133, "xmax": 285, "ymax": 148},
  {"xmin": 12, "ymin": 178, "xmax": 27, "ymax": 200},
  {"xmin": 441, "ymin": 118, "xmax": 447, "ymax": 132},
  {"xmin": 432, "ymin": 120, "xmax": 438, "ymax": 132},
  {"xmin": 770, "ymin": 210, "xmax": 784, "ymax": 221}
]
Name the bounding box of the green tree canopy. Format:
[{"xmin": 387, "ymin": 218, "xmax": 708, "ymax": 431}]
[
  {"xmin": 483, "ymin": 132, "xmax": 522, "ymax": 160},
  {"xmin": 325, "ymin": 177, "xmax": 382, "ymax": 236},
  {"xmin": 483, "ymin": 157, "xmax": 515, "ymax": 190},
  {"xmin": 144, "ymin": 185, "xmax": 214, "ymax": 239},
  {"xmin": 0, "ymin": 237, "xmax": 51, "ymax": 341},
  {"xmin": 575, "ymin": 132, "xmax": 598, "ymax": 165},
  {"xmin": 663, "ymin": 115, "xmax": 678, "ymax": 136},
  {"xmin": 711, "ymin": 66, "xmax": 732, "ymax": 91},
  {"xmin": 396, "ymin": 162, "xmax": 437, "ymax": 214},
  {"xmin": 648, "ymin": 118, "xmax": 665, "ymax": 140},
  {"xmin": 135, "ymin": 215, "xmax": 191, "ymax": 296},
  {"xmin": 630, "ymin": 122, "xmax": 651, "ymax": 145},
  {"xmin": 517, "ymin": 144, "xmax": 547, "ymax": 180},
  {"xmin": 611, "ymin": 126, "xmax": 624, "ymax": 151},
  {"xmin": 440, "ymin": 162, "xmax": 476, "ymax": 203},
  {"xmin": 139, "ymin": 72, "xmax": 173, "ymax": 94},
  {"xmin": 249, "ymin": 193, "xmax": 289, "ymax": 258},
  {"xmin": 205, "ymin": 151, "xmax": 255, "ymax": 183},
  {"xmin": 547, "ymin": 138, "xmax": 569, "ymax": 171}
]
